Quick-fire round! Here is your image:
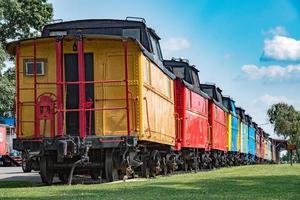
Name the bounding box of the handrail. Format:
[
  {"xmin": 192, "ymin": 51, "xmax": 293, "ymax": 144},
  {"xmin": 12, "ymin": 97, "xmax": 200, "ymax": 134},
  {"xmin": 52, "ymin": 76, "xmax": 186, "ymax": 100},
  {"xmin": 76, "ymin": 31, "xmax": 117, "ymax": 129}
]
[
  {"xmin": 143, "ymin": 97, "xmax": 151, "ymax": 138},
  {"xmin": 36, "ymin": 79, "xmax": 126, "ymax": 85},
  {"xmin": 18, "ymin": 36, "xmax": 134, "ymax": 139}
]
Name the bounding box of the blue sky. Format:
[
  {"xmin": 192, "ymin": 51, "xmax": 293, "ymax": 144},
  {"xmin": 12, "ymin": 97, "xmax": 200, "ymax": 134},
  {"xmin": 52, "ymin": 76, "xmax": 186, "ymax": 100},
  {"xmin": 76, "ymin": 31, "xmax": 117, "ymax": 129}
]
[{"xmin": 50, "ymin": 0, "xmax": 300, "ymax": 138}]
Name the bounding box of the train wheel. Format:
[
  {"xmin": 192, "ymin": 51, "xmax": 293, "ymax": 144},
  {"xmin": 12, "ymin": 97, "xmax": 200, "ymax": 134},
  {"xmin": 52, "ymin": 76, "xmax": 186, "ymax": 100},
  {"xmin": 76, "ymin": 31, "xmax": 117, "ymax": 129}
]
[
  {"xmin": 105, "ymin": 149, "xmax": 119, "ymax": 182},
  {"xmin": 162, "ymin": 157, "xmax": 168, "ymax": 176},
  {"xmin": 149, "ymin": 150, "xmax": 161, "ymax": 177},
  {"xmin": 21, "ymin": 151, "xmax": 32, "ymax": 173},
  {"xmin": 141, "ymin": 155, "xmax": 150, "ymax": 178},
  {"xmin": 183, "ymin": 160, "xmax": 189, "ymax": 172},
  {"xmin": 39, "ymin": 156, "xmax": 54, "ymax": 185},
  {"xmin": 58, "ymin": 172, "xmax": 69, "ymax": 184},
  {"xmin": 90, "ymin": 169, "xmax": 101, "ymax": 180}
]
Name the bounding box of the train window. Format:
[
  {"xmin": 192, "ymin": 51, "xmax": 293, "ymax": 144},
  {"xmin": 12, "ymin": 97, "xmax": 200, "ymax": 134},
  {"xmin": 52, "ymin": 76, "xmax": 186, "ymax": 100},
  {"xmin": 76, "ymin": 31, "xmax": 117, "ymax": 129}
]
[
  {"xmin": 24, "ymin": 60, "xmax": 45, "ymax": 76},
  {"xmin": 150, "ymin": 35, "xmax": 163, "ymax": 61},
  {"xmin": 49, "ymin": 31, "xmax": 67, "ymax": 36},
  {"xmin": 202, "ymin": 88, "xmax": 213, "ymax": 98},
  {"xmin": 231, "ymin": 101, "xmax": 237, "ymax": 115},
  {"xmin": 191, "ymin": 71, "xmax": 200, "ymax": 87},
  {"xmin": 185, "ymin": 69, "xmax": 193, "ymax": 84},
  {"xmin": 216, "ymin": 90, "xmax": 222, "ymax": 103},
  {"xmin": 222, "ymin": 99, "xmax": 229, "ymax": 110},
  {"xmin": 122, "ymin": 29, "xmax": 141, "ymax": 41},
  {"xmin": 172, "ymin": 67, "xmax": 185, "ymax": 79}
]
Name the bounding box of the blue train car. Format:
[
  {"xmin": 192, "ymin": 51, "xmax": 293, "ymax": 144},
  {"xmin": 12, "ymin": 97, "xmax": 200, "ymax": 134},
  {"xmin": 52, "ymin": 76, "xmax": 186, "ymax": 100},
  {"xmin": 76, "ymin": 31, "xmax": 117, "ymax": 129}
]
[
  {"xmin": 223, "ymin": 97, "xmax": 239, "ymax": 151},
  {"xmin": 246, "ymin": 116, "xmax": 256, "ymax": 163},
  {"xmin": 223, "ymin": 97, "xmax": 239, "ymax": 165}
]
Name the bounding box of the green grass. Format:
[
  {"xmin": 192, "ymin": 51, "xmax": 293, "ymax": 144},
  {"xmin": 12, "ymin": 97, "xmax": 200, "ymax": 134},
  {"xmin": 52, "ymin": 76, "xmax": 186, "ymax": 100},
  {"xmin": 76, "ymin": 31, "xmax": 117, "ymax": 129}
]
[{"xmin": 1, "ymin": 164, "xmax": 300, "ymax": 200}]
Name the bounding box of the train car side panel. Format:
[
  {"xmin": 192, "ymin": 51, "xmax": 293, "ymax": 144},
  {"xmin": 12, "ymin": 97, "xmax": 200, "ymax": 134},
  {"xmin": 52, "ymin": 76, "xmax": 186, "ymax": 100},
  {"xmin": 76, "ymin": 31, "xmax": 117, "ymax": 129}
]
[
  {"xmin": 248, "ymin": 126, "xmax": 256, "ymax": 156},
  {"xmin": 139, "ymin": 55, "xmax": 175, "ymax": 146},
  {"xmin": 241, "ymin": 122, "xmax": 248, "ymax": 154},
  {"xmin": 226, "ymin": 113, "xmax": 232, "ymax": 151},
  {"xmin": 231, "ymin": 115, "xmax": 238, "ymax": 152},
  {"xmin": 210, "ymin": 103, "xmax": 227, "ymax": 152},
  {"xmin": 184, "ymin": 89, "xmax": 209, "ymax": 149}
]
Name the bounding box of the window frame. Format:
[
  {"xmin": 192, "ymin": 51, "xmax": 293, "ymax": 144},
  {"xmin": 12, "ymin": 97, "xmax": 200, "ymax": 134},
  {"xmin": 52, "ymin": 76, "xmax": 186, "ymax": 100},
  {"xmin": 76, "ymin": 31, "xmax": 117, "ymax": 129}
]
[
  {"xmin": 24, "ymin": 60, "xmax": 45, "ymax": 76},
  {"xmin": 149, "ymin": 34, "xmax": 163, "ymax": 61},
  {"xmin": 122, "ymin": 28, "xmax": 141, "ymax": 41}
]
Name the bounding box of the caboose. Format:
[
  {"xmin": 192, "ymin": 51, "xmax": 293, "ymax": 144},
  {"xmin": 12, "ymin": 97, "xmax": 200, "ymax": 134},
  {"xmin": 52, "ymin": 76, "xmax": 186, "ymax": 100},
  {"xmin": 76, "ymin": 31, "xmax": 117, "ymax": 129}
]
[
  {"xmin": 222, "ymin": 96, "xmax": 239, "ymax": 165},
  {"xmin": 164, "ymin": 58, "xmax": 211, "ymax": 170},
  {"xmin": 7, "ymin": 18, "xmax": 177, "ymax": 184},
  {"xmin": 201, "ymin": 83, "xmax": 228, "ymax": 167},
  {"xmin": 236, "ymin": 107, "xmax": 248, "ymax": 164},
  {"xmin": 247, "ymin": 116, "xmax": 256, "ymax": 163}
]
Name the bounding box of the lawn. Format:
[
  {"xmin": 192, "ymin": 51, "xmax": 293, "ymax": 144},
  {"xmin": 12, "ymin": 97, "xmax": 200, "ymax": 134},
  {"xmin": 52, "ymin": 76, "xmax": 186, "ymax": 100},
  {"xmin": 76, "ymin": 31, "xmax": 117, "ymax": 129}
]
[{"xmin": 0, "ymin": 164, "xmax": 300, "ymax": 200}]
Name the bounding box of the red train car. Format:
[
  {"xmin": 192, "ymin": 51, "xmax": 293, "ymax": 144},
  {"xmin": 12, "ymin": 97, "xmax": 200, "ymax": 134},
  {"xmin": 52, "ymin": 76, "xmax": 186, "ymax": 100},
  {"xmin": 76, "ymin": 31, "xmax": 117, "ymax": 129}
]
[
  {"xmin": 260, "ymin": 130, "xmax": 266, "ymax": 162},
  {"xmin": 255, "ymin": 125, "xmax": 261, "ymax": 163},
  {"xmin": 0, "ymin": 125, "xmax": 7, "ymax": 156},
  {"xmin": 164, "ymin": 59, "xmax": 209, "ymax": 150},
  {"xmin": 201, "ymin": 83, "xmax": 228, "ymax": 166},
  {"xmin": 164, "ymin": 59, "xmax": 211, "ymax": 169}
]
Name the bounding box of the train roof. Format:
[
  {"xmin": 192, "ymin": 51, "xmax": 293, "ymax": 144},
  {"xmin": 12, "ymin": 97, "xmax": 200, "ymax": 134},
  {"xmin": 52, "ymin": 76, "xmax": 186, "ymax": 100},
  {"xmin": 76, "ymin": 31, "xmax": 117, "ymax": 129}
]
[
  {"xmin": 42, "ymin": 18, "xmax": 160, "ymax": 49},
  {"xmin": 236, "ymin": 107, "xmax": 246, "ymax": 120},
  {"xmin": 200, "ymin": 83, "xmax": 227, "ymax": 111},
  {"xmin": 7, "ymin": 18, "xmax": 176, "ymax": 79},
  {"xmin": 245, "ymin": 114, "xmax": 253, "ymax": 126},
  {"xmin": 163, "ymin": 59, "xmax": 209, "ymax": 98},
  {"xmin": 222, "ymin": 96, "xmax": 237, "ymax": 112},
  {"xmin": 252, "ymin": 122, "xmax": 258, "ymax": 129}
]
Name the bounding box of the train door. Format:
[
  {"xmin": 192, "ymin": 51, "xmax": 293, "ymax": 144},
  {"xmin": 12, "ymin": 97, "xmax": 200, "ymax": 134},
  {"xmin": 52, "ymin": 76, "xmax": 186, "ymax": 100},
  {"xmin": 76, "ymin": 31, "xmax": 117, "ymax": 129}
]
[{"xmin": 64, "ymin": 53, "xmax": 95, "ymax": 136}]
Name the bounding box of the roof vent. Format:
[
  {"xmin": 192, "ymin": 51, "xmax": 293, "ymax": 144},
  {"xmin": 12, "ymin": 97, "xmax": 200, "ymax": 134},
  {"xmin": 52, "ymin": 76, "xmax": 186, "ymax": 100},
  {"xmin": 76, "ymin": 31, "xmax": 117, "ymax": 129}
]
[{"xmin": 126, "ymin": 17, "xmax": 146, "ymax": 23}]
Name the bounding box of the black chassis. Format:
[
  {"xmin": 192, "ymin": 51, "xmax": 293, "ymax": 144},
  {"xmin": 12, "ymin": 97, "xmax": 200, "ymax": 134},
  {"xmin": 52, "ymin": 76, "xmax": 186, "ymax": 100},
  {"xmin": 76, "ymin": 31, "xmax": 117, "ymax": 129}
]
[{"xmin": 13, "ymin": 135, "xmax": 138, "ymax": 161}]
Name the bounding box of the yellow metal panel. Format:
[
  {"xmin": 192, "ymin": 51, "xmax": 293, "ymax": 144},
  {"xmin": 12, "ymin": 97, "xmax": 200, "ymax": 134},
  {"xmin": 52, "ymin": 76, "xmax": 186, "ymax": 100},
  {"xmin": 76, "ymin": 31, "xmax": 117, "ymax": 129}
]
[
  {"xmin": 18, "ymin": 39, "xmax": 56, "ymax": 138},
  {"xmin": 87, "ymin": 39, "xmax": 139, "ymax": 136},
  {"xmin": 138, "ymin": 55, "xmax": 175, "ymax": 146},
  {"xmin": 237, "ymin": 118, "xmax": 241, "ymax": 151},
  {"xmin": 18, "ymin": 37, "xmax": 174, "ymax": 145},
  {"xmin": 18, "ymin": 38, "xmax": 141, "ymax": 138},
  {"xmin": 227, "ymin": 113, "xmax": 232, "ymax": 151}
]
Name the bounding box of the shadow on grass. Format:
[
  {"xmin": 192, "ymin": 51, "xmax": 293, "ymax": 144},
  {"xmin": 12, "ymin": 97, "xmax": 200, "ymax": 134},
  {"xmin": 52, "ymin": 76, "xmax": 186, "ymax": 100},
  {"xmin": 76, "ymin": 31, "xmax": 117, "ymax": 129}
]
[
  {"xmin": 2, "ymin": 175, "xmax": 300, "ymax": 200},
  {"xmin": 0, "ymin": 181, "xmax": 42, "ymax": 188}
]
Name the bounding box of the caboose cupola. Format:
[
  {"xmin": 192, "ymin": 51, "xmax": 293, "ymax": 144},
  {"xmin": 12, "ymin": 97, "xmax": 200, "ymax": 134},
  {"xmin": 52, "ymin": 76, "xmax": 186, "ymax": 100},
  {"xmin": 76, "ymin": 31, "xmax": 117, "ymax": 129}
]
[
  {"xmin": 200, "ymin": 83, "xmax": 227, "ymax": 110},
  {"xmin": 164, "ymin": 58, "xmax": 207, "ymax": 97}
]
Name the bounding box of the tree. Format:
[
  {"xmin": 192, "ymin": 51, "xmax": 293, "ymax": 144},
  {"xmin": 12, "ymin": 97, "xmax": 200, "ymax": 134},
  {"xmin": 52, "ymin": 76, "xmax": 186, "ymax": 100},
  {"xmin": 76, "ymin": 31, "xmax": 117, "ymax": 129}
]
[
  {"xmin": 0, "ymin": 0, "xmax": 53, "ymax": 117},
  {"xmin": 0, "ymin": 68, "xmax": 15, "ymax": 117},
  {"xmin": 267, "ymin": 103, "xmax": 300, "ymax": 162}
]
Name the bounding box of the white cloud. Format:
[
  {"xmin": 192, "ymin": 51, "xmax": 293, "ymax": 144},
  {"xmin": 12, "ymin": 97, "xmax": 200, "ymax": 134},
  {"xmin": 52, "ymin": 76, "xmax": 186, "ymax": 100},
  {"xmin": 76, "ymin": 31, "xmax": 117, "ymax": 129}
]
[
  {"xmin": 259, "ymin": 94, "xmax": 290, "ymax": 106},
  {"xmin": 263, "ymin": 26, "xmax": 287, "ymax": 36},
  {"xmin": 241, "ymin": 64, "xmax": 300, "ymax": 80},
  {"xmin": 254, "ymin": 94, "xmax": 300, "ymax": 109},
  {"xmin": 263, "ymin": 36, "xmax": 300, "ymax": 61},
  {"xmin": 161, "ymin": 37, "xmax": 190, "ymax": 52}
]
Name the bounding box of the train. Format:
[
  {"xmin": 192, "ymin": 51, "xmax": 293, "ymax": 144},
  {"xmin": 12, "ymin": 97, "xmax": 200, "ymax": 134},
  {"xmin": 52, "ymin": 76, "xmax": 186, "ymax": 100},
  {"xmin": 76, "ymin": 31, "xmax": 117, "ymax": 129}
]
[
  {"xmin": 6, "ymin": 18, "xmax": 281, "ymax": 185},
  {"xmin": 0, "ymin": 124, "xmax": 20, "ymax": 166}
]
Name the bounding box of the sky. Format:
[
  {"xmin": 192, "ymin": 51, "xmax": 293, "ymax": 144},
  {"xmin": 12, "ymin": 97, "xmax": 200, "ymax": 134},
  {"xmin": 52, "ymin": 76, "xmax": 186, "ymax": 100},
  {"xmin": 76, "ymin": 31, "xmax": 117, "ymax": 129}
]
[{"xmin": 49, "ymin": 0, "xmax": 300, "ymax": 139}]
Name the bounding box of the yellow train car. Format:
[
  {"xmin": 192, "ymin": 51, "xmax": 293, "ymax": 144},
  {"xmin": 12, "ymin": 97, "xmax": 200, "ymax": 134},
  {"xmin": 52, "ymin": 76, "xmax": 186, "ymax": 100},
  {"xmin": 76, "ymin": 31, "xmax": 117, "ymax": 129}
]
[
  {"xmin": 226, "ymin": 113, "xmax": 232, "ymax": 151},
  {"xmin": 8, "ymin": 19, "xmax": 176, "ymax": 184}
]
